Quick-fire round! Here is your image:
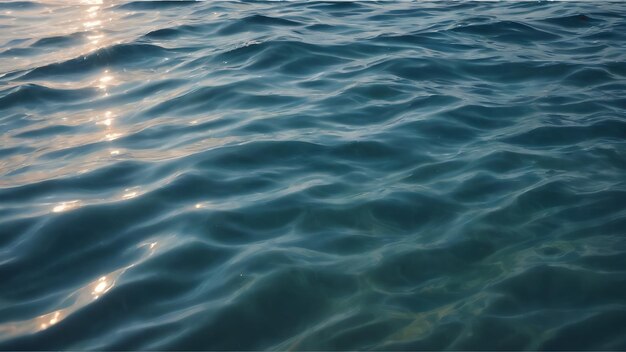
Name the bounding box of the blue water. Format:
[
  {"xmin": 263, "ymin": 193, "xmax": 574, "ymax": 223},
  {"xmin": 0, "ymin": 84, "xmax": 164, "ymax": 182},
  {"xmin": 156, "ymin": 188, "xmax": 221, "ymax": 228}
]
[{"xmin": 1, "ymin": 0, "xmax": 626, "ymax": 349}]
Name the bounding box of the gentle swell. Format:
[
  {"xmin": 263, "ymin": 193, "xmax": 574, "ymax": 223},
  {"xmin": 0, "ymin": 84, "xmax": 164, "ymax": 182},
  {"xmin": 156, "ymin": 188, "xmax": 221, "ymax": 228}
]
[{"xmin": 1, "ymin": 1, "xmax": 626, "ymax": 350}]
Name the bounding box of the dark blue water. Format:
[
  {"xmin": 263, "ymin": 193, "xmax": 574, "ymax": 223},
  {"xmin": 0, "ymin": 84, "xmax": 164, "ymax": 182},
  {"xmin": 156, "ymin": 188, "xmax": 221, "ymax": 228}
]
[{"xmin": 1, "ymin": 0, "xmax": 626, "ymax": 349}]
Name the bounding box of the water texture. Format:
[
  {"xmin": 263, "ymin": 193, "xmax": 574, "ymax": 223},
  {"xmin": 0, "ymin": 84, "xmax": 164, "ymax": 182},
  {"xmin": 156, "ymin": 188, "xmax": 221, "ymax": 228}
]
[{"xmin": 1, "ymin": 0, "xmax": 626, "ymax": 350}]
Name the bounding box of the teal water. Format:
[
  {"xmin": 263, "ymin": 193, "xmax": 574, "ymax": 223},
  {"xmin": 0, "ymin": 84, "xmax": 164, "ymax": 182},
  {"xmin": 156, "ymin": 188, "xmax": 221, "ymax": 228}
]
[{"xmin": 1, "ymin": 1, "xmax": 626, "ymax": 350}]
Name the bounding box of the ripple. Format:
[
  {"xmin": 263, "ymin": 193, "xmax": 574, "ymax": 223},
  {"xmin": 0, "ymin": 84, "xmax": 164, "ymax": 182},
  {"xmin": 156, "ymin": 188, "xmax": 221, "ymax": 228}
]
[
  {"xmin": 451, "ymin": 20, "xmax": 562, "ymax": 43},
  {"xmin": 115, "ymin": 1, "xmax": 201, "ymax": 11},
  {"xmin": 0, "ymin": 84, "xmax": 98, "ymax": 111},
  {"xmin": 1, "ymin": 0, "xmax": 626, "ymax": 350},
  {"xmin": 20, "ymin": 43, "xmax": 173, "ymax": 80},
  {"xmin": 539, "ymin": 14, "xmax": 600, "ymax": 28}
]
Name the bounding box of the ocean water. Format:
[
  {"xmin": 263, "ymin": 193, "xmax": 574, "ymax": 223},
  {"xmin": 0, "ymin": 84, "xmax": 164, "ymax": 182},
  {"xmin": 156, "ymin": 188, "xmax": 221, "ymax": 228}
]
[{"xmin": 1, "ymin": 0, "xmax": 626, "ymax": 349}]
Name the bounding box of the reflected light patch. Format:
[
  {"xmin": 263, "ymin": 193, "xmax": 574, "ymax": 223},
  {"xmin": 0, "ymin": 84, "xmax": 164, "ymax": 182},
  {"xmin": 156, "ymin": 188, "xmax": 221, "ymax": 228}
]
[
  {"xmin": 139, "ymin": 240, "xmax": 159, "ymax": 252},
  {"xmin": 0, "ymin": 237, "xmax": 160, "ymax": 337},
  {"xmin": 105, "ymin": 132, "xmax": 121, "ymax": 141},
  {"xmin": 83, "ymin": 20, "xmax": 102, "ymax": 28},
  {"xmin": 193, "ymin": 201, "xmax": 218, "ymax": 210},
  {"xmin": 98, "ymin": 75, "xmax": 114, "ymax": 89},
  {"xmin": 100, "ymin": 75, "xmax": 113, "ymax": 83},
  {"xmin": 97, "ymin": 116, "xmax": 113, "ymax": 126},
  {"xmin": 94, "ymin": 281, "xmax": 107, "ymax": 294},
  {"xmin": 52, "ymin": 200, "xmax": 81, "ymax": 213},
  {"xmin": 49, "ymin": 312, "xmax": 60, "ymax": 325},
  {"xmin": 39, "ymin": 311, "xmax": 61, "ymax": 330},
  {"xmin": 88, "ymin": 34, "xmax": 104, "ymax": 45},
  {"xmin": 97, "ymin": 111, "xmax": 115, "ymax": 128},
  {"xmin": 92, "ymin": 276, "xmax": 113, "ymax": 300},
  {"xmin": 122, "ymin": 189, "xmax": 138, "ymax": 199}
]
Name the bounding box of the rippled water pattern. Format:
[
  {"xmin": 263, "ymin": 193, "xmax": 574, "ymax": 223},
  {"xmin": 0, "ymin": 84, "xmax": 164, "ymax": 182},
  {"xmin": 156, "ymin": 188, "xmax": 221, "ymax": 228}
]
[{"xmin": 1, "ymin": 0, "xmax": 626, "ymax": 349}]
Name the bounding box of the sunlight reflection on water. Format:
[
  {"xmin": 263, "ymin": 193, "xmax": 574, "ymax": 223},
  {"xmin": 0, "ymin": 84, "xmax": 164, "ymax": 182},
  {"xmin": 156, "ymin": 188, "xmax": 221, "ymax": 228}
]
[{"xmin": 0, "ymin": 240, "xmax": 161, "ymax": 338}]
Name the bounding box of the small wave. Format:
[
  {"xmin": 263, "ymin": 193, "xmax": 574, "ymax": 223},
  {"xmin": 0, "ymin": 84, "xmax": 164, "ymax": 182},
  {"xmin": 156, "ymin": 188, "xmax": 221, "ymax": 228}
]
[
  {"xmin": 143, "ymin": 24, "xmax": 214, "ymax": 39},
  {"xmin": 0, "ymin": 84, "xmax": 98, "ymax": 111},
  {"xmin": 539, "ymin": 14, "xmax": 600, "ymax": 28},
  {"xmin": 115, "ymin": 0, "xmax": 201, "ymax": 11},
  {"xmin": 501, "ymin": 119, "xmax": 626, "ymax": 147},
  {"xmin": 451, "ymin": 20, "xmax": 561, "ymax": 43},
  {"xmin": 21, "ymin": 43, "xmax": 172, "ymax": 80},
  {"xmin": 31, "ymin": 33, "xmax": 85, "ymax": 48}
]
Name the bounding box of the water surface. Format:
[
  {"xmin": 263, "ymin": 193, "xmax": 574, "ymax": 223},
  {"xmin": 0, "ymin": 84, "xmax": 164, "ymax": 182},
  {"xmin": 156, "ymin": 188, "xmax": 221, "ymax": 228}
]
[{"xmin": 1, "ymin": 0, "xmax": 626, "ymax": 350}]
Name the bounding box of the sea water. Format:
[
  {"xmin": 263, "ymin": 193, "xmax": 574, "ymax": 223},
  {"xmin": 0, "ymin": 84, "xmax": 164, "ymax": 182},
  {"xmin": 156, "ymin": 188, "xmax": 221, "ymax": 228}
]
[{"xmin": 1, "ymin": 1, "xmax": 626, "ymax": 349}]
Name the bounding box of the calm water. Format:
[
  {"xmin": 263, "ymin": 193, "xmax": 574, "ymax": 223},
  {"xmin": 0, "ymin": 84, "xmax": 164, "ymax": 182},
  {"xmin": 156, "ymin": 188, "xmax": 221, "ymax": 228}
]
[{"xmin": 1, "ymin": 0, "xmax": 626, "ymax": 350}]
